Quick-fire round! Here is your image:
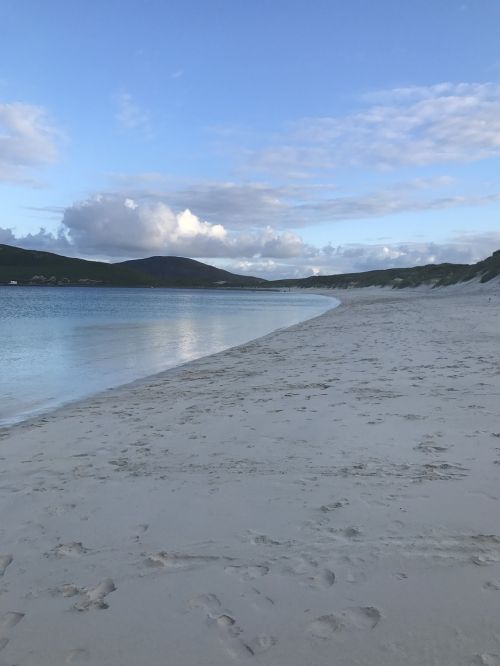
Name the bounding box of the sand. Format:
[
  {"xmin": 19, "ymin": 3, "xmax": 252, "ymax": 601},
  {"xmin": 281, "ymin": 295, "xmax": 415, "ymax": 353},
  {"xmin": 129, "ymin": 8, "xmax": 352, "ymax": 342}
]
[{"xmin": 1, "ymin": 284, "xmax": 500, "ymax": 665}]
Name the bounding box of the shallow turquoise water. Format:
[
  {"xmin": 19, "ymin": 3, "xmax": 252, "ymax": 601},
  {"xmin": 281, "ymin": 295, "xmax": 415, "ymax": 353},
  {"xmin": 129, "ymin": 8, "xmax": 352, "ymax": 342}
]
[{"xmin": 0, "ymin": 287, "xmax": 335, "ymax": 426}]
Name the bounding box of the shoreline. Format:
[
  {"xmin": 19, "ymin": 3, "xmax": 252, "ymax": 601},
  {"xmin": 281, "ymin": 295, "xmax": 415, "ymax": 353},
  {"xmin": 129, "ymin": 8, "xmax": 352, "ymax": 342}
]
[
  {"xmin": 1, "ymin": 284, "xmax": 500, "ymax": 665},
  {"xmin": 1, "ymin": 290, "xmax": 336, "ymax": 431}
]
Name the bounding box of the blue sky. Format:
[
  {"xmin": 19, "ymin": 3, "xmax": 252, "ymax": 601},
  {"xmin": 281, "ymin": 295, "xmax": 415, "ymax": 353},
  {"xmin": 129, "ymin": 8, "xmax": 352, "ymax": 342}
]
[{"xmin": 1, "ymin": 0, "xmax": 500, "ymax": 277}]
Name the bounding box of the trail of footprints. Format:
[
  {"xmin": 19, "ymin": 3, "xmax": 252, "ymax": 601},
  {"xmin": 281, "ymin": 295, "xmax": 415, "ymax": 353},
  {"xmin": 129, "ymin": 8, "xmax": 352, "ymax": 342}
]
[
  {"xmin": 0, "ymin": 546, "xmax": 117, "ymax": 661},
  {"xmin": 0, "ymin": 555, "xmax": 24, "ymax": 654},
  {"xmin": 4, "ymin": 519, "xmax": 500, "ymax": 661},
  {"xmin": 5, "ymin": 546, "xmax": 114, "ymax": 661}
]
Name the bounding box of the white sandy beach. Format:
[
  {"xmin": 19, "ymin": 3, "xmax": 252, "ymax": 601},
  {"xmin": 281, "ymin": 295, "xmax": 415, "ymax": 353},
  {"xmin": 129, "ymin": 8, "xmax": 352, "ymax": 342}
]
[{"xmin": 1, "ymin": 284, "xmax": 500, "ymax": 666}]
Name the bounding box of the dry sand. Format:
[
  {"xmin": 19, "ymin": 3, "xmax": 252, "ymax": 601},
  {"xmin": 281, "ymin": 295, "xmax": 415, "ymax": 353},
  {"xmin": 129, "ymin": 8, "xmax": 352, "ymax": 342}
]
[{"xmin": 1, "ymin": 284, "xmax": 500, "ymax": 665}]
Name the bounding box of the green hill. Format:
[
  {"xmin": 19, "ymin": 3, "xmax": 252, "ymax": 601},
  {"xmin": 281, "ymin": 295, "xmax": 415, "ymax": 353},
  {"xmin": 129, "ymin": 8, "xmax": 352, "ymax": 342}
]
[
  {"xmin": 0, "ymin": 244, "xmax": 264, "ymax": 287},
  {"xmin": 116, "ymin": 255, "xmax": 264, "ymax": 287},
  {"xmin": 266, "ymin": 250, "xmax": 500, "ymax": 289},
  {"xmin": 0, "ymin": 244, "xmax": 151, "ymax": 286}
]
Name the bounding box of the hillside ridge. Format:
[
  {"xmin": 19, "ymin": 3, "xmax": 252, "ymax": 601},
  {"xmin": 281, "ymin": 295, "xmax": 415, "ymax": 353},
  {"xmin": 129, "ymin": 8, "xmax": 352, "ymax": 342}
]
[
  {"xmin": 1, "ymin": 243, "xmax": 499, "ymax": 289},
  {"xmin": 0, "ymin": 245, "xmax": 264, "ymax": 287}
]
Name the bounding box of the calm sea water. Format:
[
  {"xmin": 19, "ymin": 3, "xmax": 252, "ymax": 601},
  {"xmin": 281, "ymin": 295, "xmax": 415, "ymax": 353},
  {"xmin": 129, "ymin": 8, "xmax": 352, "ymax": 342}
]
[{"xmin": 0, "ymin": 287, "xmax": 335, "ymax": 426}]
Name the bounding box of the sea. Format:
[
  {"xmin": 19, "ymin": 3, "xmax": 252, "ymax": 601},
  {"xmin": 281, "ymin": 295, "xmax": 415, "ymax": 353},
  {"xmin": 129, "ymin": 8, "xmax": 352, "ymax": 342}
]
[{"xmin": 0, "ymin": 287, "xmax": 335, "ymax": 426}]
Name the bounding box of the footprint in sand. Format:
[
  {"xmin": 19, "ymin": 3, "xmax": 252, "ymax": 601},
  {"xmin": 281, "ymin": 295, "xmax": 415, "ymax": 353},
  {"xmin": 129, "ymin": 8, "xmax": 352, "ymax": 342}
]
[
  {"xmin": 308, "ymin": 568, "xmax": 336, "ymax": 588},
  {"xmin": 0, "ymin": 611, "xmax": 24, "ymax": 654},
  {"xmin": 52, "ymin": 542, "xmax": 89, "ymax": 558},
  {"xmin": 249, "ymin": 533, "xmax": 283, "ymax": 546},
  {"xmin": 319, "ymin": 499, "xmax": 350, "ymax": 512},
  {"xmin": 472, "ymin": 655, "xmax": 500, "ymax": 666},
  {"xmin": 0, "ymin": 612, "xmax": 25, "ymax": 631},
  {"xmin": 145, "ymin": 551, "xmax": 221, "ymax": 571},
  {"xmin": 0, "ymin": 555, "xmax": 13, "ymax": 576},
  {"xmin": 65, "ymin": 648, "xmax": 91, "ymax": 664},
  {"xmin": 185, "ymin": 592, "xmax": 222, "ymax": 613},
  {"xmin": 50, "ymin": 583, "xmax": 80, "ymax": 598},
  {"xmin": 246, "ymin": 634, "xmax": 277, "ymax": 655},
  {"xmin": 307, "ymin": 606, "xmax": 382, "ymax": 639},
  {"xmin": 249, "ymin": 587, "xmax": 275, "ymax": 609},
  {"xmin": 186, "ymin": 593, "xmax": 276, "ymax": 658},
  {"xmin": 224, "ymin": 565, "xmax": 270, "ymax": 581},
  {"xmin": 74, "ymin": 579, "xmax": 116, "ymax": 611},
  {"xmin": 283, "ymin": 556, "xmax": 335, "ymax": 589}
]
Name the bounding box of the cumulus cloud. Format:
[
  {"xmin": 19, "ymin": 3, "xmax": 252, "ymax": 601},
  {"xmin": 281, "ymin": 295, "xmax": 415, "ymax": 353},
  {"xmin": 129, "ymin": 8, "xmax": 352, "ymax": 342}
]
[
  {"xmin": 58, "ymin": 194, "xmax": 309, "ymax": 259},
  {"xmin": 0, "ymin": 226, "xmax": 70, "ymax": 253},
  {"xmin": 317, "ymin": 239, "xmax": 488, "ymax": 274},
  {"xmin": 231, "ymin": 232, "xmax": 500, "ymax": 280},
  {"xmin": 0, "ymin": 102, "xmax": 59, "ymax": 184},
  {"xmin": 249, "ymin": 82, "xmax": 500, "ymax": 173}
]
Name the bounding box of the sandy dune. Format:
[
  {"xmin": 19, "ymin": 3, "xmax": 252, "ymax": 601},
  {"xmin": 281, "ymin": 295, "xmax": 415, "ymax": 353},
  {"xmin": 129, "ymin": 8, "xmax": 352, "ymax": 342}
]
[{"xmin": 1, "ymin": 285, "xmax": 500, "ymax": 665}]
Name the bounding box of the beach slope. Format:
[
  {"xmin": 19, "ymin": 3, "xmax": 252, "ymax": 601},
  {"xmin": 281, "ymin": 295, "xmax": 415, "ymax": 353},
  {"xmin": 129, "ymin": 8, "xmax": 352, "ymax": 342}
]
[{"xmin": 1, "ymin": 286, "xmax": 500, "ymax": 665}]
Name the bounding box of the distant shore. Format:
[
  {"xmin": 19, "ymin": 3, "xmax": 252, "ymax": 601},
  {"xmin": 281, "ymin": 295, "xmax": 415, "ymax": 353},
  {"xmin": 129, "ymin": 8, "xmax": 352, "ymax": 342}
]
[{"xmin": 1, "ymin": 284, "xmax": 500, "ymax": 665}]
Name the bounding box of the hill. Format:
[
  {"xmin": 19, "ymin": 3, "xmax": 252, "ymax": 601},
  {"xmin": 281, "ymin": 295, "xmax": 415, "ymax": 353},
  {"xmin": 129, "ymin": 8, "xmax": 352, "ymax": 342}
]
[
  {"xmin": 0, "ymin": 245, "xmax": 264, "ymax": 287},
  {"xmin": 115, "ymin": 256, "xmax": 264, "ymax": 287},
  {"xmin": 0, "ymin": 244, "xmax": 152, "ymax": 286},
  {"xmin": 2, "ymin": 242, "xmax": 499, "ymax": 290},
  {"xmin": 266, "ymin": 250, "xmax": 500, "ymax": 289}
]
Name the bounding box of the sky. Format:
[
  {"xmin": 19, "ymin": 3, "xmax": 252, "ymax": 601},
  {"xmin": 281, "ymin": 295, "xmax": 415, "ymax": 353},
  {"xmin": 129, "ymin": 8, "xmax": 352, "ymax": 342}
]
[{"xmin": 1, "ymin": 0, "xmax": 500, "ymax": 279}]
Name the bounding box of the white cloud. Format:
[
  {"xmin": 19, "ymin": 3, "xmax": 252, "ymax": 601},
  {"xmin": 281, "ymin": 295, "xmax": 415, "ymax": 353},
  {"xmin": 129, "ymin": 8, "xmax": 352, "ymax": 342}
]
[
  {"xmin": 249, "ymin": 82, "xmax": 500, "ymax": 173},
  {"xmin": 58, "ymin": 194, "xmax": 308, "ymax": 259},
  {"xmin": 231, "ymin": 232, "xmax": 500, "ymax": 280},
  {"xmin": 0, "ymin": 226, "xmax": 70, "ymax": 253},
  {"xmin": 0, "ymin": 102, "xmax": 59, "ymax": 184}
]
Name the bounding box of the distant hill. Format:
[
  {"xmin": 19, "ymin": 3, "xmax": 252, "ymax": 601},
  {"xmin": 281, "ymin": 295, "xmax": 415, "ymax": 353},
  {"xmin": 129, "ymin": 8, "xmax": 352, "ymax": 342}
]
[
  {"xmin": 2, "ymin": 242, "xmax": 499, "ymax": 290},
  {"xmin": 0, "ymin": 244, "xmax": 152, "ymax": 286},
  {"xmin": 266, "ymin": 249, "xmax": 500, "ymax": 289},
  {"xmin": 115, "ymin": 255, "xmax": 264, "ymax": 287},
  {"xmin": 0, "ymin": 244, "xmax": 264, "ymax": 287}
]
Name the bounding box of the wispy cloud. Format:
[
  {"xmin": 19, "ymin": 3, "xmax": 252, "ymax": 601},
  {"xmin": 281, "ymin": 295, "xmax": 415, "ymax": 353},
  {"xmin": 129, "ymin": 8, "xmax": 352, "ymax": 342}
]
[
  {"xmin": 247, "ymin": 82, "xmax": 500, "ymax": 175},
  {"xmin": 96, "ymin": 176, "xmax": 500, "ymax": 231},
  {"xmin": 114, "ymin": 93, "xmax": 151, "ymax": 134},
  {"xmin": 0, "ymin": 102, "xmax": 60, "ymax": 185}
]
